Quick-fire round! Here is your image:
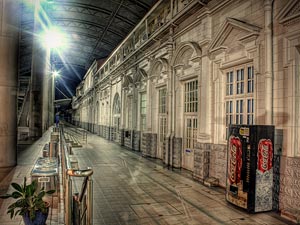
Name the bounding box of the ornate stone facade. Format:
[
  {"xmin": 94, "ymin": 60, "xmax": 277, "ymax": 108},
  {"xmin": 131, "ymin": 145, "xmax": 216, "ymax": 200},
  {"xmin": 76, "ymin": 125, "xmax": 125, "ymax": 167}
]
[{"xmin": 71, "ymin": 0, "xmax": 300, "ymax": 222}]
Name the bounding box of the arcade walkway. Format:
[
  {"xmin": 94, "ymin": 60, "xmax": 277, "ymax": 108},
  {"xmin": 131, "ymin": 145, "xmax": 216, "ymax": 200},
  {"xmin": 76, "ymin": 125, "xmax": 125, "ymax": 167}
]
[{"xmin": 0, "ymin": 127, "xmax": 296, "ymax": 225}]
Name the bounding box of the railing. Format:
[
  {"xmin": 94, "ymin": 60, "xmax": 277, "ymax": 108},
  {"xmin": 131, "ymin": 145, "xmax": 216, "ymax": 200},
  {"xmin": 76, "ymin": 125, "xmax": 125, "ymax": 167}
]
[
  {"xmin": 60, "ymin": 125, "xmax": 93, "ymax": 225},
  {"xmin": 17, "ymin": 80, "xmax": 31, "ymax": 125},
  {"xmin": 61, "ymin": 122, "xmax": 88, "ymax": 145}
]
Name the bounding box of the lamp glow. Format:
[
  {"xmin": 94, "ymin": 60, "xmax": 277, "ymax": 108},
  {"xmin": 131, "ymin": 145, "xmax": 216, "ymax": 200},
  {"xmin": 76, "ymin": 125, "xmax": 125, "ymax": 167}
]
[
  {"xmin": 52, "ymin": 71, "xmax": 59, "ymax": 77},
  {"xmin": 41, "ymin": 27, "xmax": 67, "ymax": 49}
]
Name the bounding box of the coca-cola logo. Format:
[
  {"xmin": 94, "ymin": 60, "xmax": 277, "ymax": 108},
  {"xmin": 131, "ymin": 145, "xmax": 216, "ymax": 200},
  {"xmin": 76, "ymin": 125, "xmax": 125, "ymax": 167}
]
[
  {"xmin": 228, "ymin": 136, "xmax": 242, "ymax": 184},
  {"xmin": 261, "ymin": 144, "xmax": 269, "ymax": 171},
  {"xmin": 229, "ymin": 144, "xmax": 237, "ymax": 181},
  {"xmin": 258, "ymin": 139, "xmax": 273, "ymax": 173}
]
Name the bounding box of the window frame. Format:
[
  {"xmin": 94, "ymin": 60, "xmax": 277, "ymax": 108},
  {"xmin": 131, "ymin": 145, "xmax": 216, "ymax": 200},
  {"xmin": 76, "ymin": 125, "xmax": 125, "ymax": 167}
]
[
  {"xmin": 140, "ymin": 92, "xmax": 147, "ymax": 131},
  {"xmin": 184, "ymin": 79, "xmax": 198, "ymax": 114},
  {"xmin": 224, "ymin": 63, "xmax": 255, "ymax": 126}
]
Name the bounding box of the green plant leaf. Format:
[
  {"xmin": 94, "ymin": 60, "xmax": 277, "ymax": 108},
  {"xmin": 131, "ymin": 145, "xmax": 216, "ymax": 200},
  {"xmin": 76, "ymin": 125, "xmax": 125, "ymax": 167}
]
[
  {"xmin": 8, "ymin": 202, "xmax": 17, "ymax": 209},
  {"xmin": 23, "ymin": 177, "xmax": 27, "ymax": 191},
  {"xmin": 32, "ymin": 180, "xmax": 38, "ymax": 191},
  {"xmin": 38, "ymin": 191, "xmax": 45, "ymax": 199},
  {"xmin": 0, "ymin": 194, "xmax": 12, "ymax": 199},
  {"xmin": 11, "ymin": 183, "xmax": 22, "ymax": 193},
  {"xmin": 15, "ymin": 209, "xmax": 21, "ymax": 217},
  {"xmin": 46, "ymin": 189, "xmax": 56, "ymax": 195},
  {"xmin": 7, "ymin": 208, "xmax": 15, "ymax": 219},
  {"xmin": 11, "ymin": 191, "xmax": 22, "ymax": 199},
  {"xmin": 25, "ymin": 185, "xmax": 32, "ymax": 197}
]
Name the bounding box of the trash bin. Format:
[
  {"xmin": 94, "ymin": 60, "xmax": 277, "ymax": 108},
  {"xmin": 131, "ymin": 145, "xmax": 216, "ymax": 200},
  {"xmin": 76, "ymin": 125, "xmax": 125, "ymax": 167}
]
[{"xmin": 31, "ymin": 157, "xmax": 58, "ymax": 192}]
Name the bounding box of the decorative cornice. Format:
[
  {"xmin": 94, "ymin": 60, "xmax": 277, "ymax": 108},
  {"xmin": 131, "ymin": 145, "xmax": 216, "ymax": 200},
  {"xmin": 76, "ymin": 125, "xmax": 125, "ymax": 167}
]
[
  {"xmin": 208, "ymin": 17, "xmax": 261, "ymax": 53},
  {"xmin": 277, "ymin": 0, "xmax": 300, "ymax": 26}
]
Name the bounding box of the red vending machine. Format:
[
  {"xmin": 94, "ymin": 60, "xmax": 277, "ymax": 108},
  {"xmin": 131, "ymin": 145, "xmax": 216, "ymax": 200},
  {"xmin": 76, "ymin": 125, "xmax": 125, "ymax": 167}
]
[{"xmin": 226, "ymin": 125, "xmax": 274, "ymax": 212}]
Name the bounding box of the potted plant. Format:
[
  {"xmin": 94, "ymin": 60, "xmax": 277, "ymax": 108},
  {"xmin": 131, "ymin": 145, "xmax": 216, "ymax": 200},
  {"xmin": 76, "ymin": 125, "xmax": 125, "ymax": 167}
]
[{"xmin": 0, "ymin": 177, "xmax": 55, "ymax": 225}]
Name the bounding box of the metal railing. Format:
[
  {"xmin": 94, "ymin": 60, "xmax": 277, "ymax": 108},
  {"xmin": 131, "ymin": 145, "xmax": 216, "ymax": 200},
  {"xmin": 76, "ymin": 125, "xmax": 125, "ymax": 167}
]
[{"xmin": 60, "ymin": 126, "xmax": 93, "ymax": 225}]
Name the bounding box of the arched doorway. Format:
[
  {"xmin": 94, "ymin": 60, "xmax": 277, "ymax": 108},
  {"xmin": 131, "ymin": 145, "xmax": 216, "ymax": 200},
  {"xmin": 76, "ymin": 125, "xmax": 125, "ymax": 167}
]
[{"xmin": 172, "ymin": 42, "xmax": 202, "ymax": 171}]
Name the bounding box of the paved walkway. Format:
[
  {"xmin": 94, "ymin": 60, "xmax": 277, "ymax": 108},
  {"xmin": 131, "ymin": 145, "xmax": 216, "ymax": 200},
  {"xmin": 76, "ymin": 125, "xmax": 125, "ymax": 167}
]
[
  {"xmin": 0, "ymin": 129, "xmax": 60, "ymax": 225},
  {"xmin": 0, "ymin": 127, "xmax": 296, "ymax": 225},
  {"xmin": 71, "ymin": 133, "xmax": 295, "ymax": 225}
]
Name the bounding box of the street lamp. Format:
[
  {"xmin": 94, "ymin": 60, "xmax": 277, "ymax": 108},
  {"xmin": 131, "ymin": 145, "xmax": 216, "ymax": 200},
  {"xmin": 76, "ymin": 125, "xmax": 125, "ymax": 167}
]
[
  {"xmin": 39, "ymin": 26, "xmax": 67, "ymax": 127},
  {"xmin": 52, "ymin": 70, "xmax": 60, "ymax": 78},
  {"xmin": 40, "ymin": 27, "xmax": 67, "ymax": 50}
]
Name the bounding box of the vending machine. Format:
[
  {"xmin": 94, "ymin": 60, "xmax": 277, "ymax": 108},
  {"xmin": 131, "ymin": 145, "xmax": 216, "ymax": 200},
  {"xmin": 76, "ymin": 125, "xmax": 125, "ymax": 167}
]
[{"xmin": 226, "ymin": 125, "xmax": 274, "ymax": 212}]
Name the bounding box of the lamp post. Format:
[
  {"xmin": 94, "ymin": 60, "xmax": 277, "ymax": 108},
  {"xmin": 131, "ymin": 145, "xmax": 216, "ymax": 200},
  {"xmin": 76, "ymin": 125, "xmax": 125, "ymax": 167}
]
[
  {"xmin": 49, "ymin": 53, "xmax": 55, "ymax": 127},
  {"xmin": 40, "ymin": 27, "xmax": 66, "ymax": 127}
]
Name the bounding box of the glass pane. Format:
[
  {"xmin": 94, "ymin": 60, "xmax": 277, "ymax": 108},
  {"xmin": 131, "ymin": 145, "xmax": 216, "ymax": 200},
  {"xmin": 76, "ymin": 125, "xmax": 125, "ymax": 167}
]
[
  {"xmin": 241, "ymin": 69, "xmax": 244, "ymax": 80},
  {"xmin": 248, "ymin": 66, "xmax": 251, "ymax": 79},
  {"xmin": 241, "ymin": 82, "xmax": 244, "ymax": 94},
  {"xmin": 240, "ymin": 100, "xmax": 243, "ymax": 113}
]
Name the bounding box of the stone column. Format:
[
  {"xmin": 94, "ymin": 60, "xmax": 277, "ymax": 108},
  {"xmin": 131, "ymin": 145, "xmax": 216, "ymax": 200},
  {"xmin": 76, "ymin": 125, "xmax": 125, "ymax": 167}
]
[
  {"xmin": 166, "ymin": 29, "xmax": 174, "ymax": 166},
  {"xmin": 29, "ymin": 0, "xmax": 48, "ymax": 138},
  {"xmin": 264, "ymin": 0, "xmax": 273, "ymax": 124},
  {"xmin": 0, "ymin": 0, "xmax": 20, "ymax": 172},
  {"xmin": 42, "ymin": 48, "xmax": 51, "ymax": 132},
  {"xmin": 48, "ymin": 58, "xmax": 54, "ymax": 128},
  {"xmin": 198, "ymin": 43, "xmax": 211, "ymax": 142}
]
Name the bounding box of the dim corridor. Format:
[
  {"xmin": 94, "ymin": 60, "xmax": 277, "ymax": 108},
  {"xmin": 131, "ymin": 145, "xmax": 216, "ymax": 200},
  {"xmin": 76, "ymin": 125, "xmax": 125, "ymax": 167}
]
[{"xmin": 0, "ymin": 127, "xmax": 296, "ymax": 225}]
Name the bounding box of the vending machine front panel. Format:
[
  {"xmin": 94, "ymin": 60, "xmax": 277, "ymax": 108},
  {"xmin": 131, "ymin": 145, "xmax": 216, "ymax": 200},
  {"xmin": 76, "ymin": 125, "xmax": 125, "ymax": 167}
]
[
  {"xmin": 226, "ymin": 131, "xmax": 248, "ymax": 209},
  {"xmin": 226, "ymin": 125, "xmax": 274, "ymax": 213}
]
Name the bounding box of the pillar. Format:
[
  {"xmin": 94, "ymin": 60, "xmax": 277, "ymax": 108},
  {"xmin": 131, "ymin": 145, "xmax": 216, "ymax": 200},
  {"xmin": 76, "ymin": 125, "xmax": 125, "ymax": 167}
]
[
  {"xmin": 0, "ymin": 0, "xmax": 20, "ymax": 171},
  {"xmin": 29, "ymin": 0, "xmax": 48, "ymax": 138},
  {"xmin": 48, "ymin": 60, "xmax": 54, "ymax": 127},
  {"xmin": 264, "ymin": 0, "xmax": 273, "ymax": 124},
  {"xmin": 42, "ymin": 48, "xmax": 51, "ymax": 132}
]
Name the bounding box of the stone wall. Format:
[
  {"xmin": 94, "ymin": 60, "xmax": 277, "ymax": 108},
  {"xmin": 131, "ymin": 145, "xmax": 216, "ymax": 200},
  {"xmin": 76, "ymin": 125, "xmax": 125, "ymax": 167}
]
[
  {"xmin": 115, "ymin": 131, "xmax": 121, "ymax": 144},
  {"xmin": 120, "ymin": 129, "xmax": 125, "ymax": 146},
  {"xmin": 193, "ymin": 143, "xmax": 210, "ymax": 183},
  {"xmin": 110, "ymin": 127, "xmax": 115, "ymax": 141},
  {"xmin": 273, "ymin": 154, "xmax": 281, "ymax": 211},
  {"xmin": 279, "ymin": 156, "xmax": 300, "ymax": 223},
  {"xmin": 172, "ymin": 137, "xmax": 182, "ymax": 168},
  {"xmin": 103, "ymin": 126, "xmax": 110, "ymax": 140},
  {"xmin": 141, "ymin": 133, "xmax": 157, "ymax": 157},
  {"xmin": 141, "ymin": 133, "xmax": 151, "ymax": 156},
  {"xmin": 133, "ymin": 130, "xmax": 141, "ymax": 151},
  {"xmin": 124, "ymin": 130, "xmax": 132, "ymax": 149},
  {"xmin": 98, "ymin": 125, "xmax": 104, "ymax": 137},
  {"xmin": 151, "ymin": 134, "xmax": 157, "ymax": 157},
  {"xmin": 209, "ymin": 144, "xmax": 227, "ymax": 187}
]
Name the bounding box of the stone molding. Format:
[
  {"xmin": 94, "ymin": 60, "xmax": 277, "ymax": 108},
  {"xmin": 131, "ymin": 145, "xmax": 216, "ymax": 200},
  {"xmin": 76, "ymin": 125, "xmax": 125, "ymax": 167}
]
[
  {"xmin": 277, "ymin": 0, "xmax": 300, "ymax": 26},
  {"xmin": 208, "ymin": 17, "xmax": 261, "ymax": 55}
]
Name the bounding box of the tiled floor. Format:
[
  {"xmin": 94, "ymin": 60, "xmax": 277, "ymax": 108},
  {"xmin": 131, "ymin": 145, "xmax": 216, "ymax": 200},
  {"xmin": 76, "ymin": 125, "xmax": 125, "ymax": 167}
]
[
  {"xmin": 0, "ymin": 128, "xmax": 297, "ymax": 225},
  {"xmin": 71, "ymin": 133, "xmax": 296, "ymax": 225},
  {"xmin": 0, "ymin": 129, "xmax": 60, "ymax": 225}
]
